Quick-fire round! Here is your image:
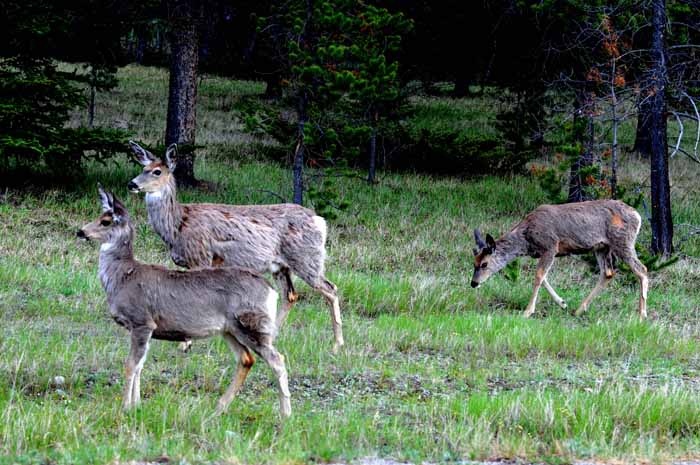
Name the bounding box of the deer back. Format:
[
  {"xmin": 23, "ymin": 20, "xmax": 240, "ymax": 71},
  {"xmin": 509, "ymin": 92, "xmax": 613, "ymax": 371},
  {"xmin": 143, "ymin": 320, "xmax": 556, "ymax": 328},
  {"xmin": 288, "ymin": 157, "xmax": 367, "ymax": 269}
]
[{"xmin": 518, "ymin": 200, "xmax": 641, "ymax": 256}]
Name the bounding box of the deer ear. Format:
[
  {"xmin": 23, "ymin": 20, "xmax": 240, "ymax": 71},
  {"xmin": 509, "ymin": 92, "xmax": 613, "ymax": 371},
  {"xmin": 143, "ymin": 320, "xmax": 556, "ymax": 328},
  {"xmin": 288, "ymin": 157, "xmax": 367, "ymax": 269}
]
[
  {"xmin": 164, "ymin": 143, "xmax": 177, "ymax": 171},
  {"xmin": 111, "ymin": 195, "xmax": 128, "ymax": 223},
  {"xmin": 97, "ymin": 183, "xmax": 114, "ymax": 212},
  {"xmin": 474, "ymin": 228, "xmax": 487, "ymax": 249},
  {"xmin": 485, "ymin": 234, "xmax": 496, "ymax": 250},
  {"xmin": 129, "ymin": 140, "xmax": 157, "ymax": 166}
]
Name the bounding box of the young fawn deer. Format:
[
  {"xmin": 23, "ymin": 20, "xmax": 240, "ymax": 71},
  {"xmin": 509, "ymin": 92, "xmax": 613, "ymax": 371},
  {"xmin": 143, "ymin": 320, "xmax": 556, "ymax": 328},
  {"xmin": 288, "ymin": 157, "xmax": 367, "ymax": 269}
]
[
  {"xmin": 471, "ymin": 199, "xmax": 649, "ymax": 318},
  {"xmin": 77, "ymin": 187, "xmax": 292, "ymax": 417},
  {"xmin": 127, "ymin": 142, "xmax": 343, "ymax": 353}
]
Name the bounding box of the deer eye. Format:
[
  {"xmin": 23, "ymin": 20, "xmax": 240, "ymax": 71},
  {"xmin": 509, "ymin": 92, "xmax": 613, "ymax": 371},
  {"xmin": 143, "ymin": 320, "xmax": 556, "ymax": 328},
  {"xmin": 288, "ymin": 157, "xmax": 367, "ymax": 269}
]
[
  {"xmin": 100, "ymin": 219, "xmax": 112, "ymax": 227},
  {"xmin": 481, "ymin": 263, "xmax": 488, "ymax": 269},
  {"xmin": 152, "ymin": 169, "xmax": 161, "ymax": 176}
]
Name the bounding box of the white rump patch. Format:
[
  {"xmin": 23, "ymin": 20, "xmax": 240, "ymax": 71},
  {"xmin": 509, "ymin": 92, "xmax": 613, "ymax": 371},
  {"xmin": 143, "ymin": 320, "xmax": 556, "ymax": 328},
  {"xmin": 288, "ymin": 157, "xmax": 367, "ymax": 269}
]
[
  {"xmin": 265, "ymin": 288, "xmax": 278, "ymax": 322},
  {"xmin": 633, "ymin": 210, "xmax": 642, "ymax": 236},
  {"xmin": 313, "ymin": 215, "xmax": 327, "ymax": 244}
]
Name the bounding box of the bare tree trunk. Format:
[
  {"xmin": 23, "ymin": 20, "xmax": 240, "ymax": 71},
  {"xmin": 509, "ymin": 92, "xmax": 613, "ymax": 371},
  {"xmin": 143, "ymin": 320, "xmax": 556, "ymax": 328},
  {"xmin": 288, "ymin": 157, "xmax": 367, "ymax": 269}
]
[
  {"xmin": 610, "ymin": 60, "xmax": 619, "ymax": 199},
  {"xmin": 165, "ymin": 0, "xmax": 199, "ymax": 187},
  {"xmin": 649, "ymin": 0, "xmax": 673, "ymax": 256},
  {"xmin": 88, "ymin": 84, "xmax": 96, "ymax": 128},
  {"xmin": 453, "ymin": 75, "xmax": 470, "ymax": 97},
  {"xmin": 368, "ymin": 111, "xmax": 379, "ymax": 184},
  {"xmin": 293, "ymin": 93, "xmax": 307, "ymax": 205},
  {"xmin": 568, "ymin": 91, "xmax": 595, "ymax": 203},
  {"xmin": 633, "ymin": 96, "xmax": 653, "ymax": 157}
]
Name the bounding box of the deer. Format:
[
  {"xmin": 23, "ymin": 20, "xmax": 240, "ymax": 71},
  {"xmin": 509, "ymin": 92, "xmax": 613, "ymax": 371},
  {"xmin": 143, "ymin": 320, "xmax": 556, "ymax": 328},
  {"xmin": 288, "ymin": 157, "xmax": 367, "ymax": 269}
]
[
  {"xmin": 126, "ymin": 141, "xmax": 343, "ymax": 353},
  {"xmin": 471, "ymin": 199, "xmax": 649, "ymax": 319},
  {"xmin": 77, "ymin": 187, "xmax": 292, "ymax": 418}
]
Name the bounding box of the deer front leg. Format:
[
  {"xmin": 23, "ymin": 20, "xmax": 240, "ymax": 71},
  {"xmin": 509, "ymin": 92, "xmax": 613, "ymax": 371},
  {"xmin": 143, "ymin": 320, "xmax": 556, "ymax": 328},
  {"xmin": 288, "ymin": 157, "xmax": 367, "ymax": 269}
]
[
  {"xmin": 575, "ymin": 250, "xmax": 614, "ymax": 316},
  {"xmin": 523, "ymin": 252, "xmax": 556, "ymax": 318},
  {"xmin": 124, "ymin": 326, "xmax": 153, "ymax": 409},
  {"xmin": 543, "ymin": 278, "xmax": 567, "ymax": 309}
]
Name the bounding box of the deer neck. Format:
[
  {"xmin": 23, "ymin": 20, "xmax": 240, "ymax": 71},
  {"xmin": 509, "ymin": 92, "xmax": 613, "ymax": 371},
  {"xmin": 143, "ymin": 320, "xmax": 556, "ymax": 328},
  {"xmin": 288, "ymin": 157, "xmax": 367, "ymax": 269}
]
[
  {"xmin": 145, "ymin": 177, "xmax": 183, "ymax": 248},
  {"xmin": 491, "ymin": 229, "xmax": 528, "ymax": 273},
  {"xmin": 98, "ymin": 226, "xmax": 136, "ymax": 297}
]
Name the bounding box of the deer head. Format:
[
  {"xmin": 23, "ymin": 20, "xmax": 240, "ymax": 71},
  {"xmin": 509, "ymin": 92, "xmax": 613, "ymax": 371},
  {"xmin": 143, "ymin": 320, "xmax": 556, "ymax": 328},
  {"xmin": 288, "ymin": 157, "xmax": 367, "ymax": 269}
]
[
  {"xmin": 77, "ymin": 185, "xmax": 131, "ymax": 245},
  {"xmin": 471, "ymin": 228, "xmax": 497, "ymax": 288},
  {"xmin": 127, "ymin": 141, "xmax": 177, "ymax": 194}
]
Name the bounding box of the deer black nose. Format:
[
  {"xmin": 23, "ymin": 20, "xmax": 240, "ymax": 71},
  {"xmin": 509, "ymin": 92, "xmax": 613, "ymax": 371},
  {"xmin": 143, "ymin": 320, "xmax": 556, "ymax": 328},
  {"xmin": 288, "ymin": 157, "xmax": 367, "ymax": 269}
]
[
  {"xmin": 127, "ymin": 181, "xmax": 138, "ymax": 191},
  {"xmin": 471, "ymin": 280, "xmax": 479, "ymax": 288},
  {"xmin": 76, "ymin": 229, "xmax": 86, "ymax": 238}
]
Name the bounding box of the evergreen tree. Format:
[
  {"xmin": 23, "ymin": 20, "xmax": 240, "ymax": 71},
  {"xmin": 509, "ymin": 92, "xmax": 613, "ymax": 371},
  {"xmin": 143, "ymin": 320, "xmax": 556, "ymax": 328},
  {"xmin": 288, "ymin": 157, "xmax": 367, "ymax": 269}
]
[{"xmin": 0, "ymin": 0, "xmax": 126, "ymax": 179}]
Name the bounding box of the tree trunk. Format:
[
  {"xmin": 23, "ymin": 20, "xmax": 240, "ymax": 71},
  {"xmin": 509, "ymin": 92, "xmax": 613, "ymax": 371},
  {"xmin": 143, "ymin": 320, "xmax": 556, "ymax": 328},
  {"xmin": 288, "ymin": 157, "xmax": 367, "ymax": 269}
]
[
  {"xmin": 649, "ymin": 0, "xmax": 673, "ymax": 256},
  {"xmin": 633, "ymin": 96, "xmax": 653, "ymax": 157},
  {"xmin": 568, "ymin": 91, "xmax": 595, "ymax": 203},
  {"xmin": 610, "ymin": 60, "xmax": 619, "ymax": 199},
  {"xmin": 165, "ymin": 0, "xmax": 199, "ymax": 187},
  {"xmin": 367, "ymin": 126, "xmax": 377, "ymax": 184},
  {"xmin": 88, "ymin": 84, "xmax": 96, "ymax": 128},
  {"xmin": 264, "ymin": 74, "xmax": 282, "ymax": 99},
  {"xmin": 453, "ymin": 75, "xmax": 470, "ymax": 97},
  {"xmin": 293, "ymin": 93, "xmax": 307, "ymax": 205}
]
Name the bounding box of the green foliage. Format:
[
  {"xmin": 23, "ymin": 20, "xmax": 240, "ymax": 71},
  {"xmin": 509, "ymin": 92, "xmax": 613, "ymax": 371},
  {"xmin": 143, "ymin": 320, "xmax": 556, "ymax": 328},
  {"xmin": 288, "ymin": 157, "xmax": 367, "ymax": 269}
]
[
  {"xmin": 503, "ymin": 259, "xmax": 521, "ymax": 282},
  {"xmin": 0, "ymin": 1, "xmax": 127, "ymax": 179},
  {"xmin": 396, "ymin": 127, "xmax": 522, "ymax": 174},
  {"xmin": 0, "ymin": 59, "xmax": 126, "ymax": 177},
  {"xmin": 256, "ymin": 0, "xmax": 411, "ymax": 167}
]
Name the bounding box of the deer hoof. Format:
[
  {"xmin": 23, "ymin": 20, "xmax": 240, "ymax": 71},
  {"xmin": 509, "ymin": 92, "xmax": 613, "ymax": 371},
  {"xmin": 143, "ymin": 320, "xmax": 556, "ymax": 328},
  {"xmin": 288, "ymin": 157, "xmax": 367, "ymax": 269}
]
[
  {"xmin": 287, "ymin": 291, "xmax": 299, "ymax": 303},
  {"xmin": 574, "ymin": 306, "xmax": 586, "ymax": 317},
  {"xmin": 179, "ymin": 340, "xmax": 193, "ymax": 352},
  {"xmin": 559, "ymin": 301, "xmax": 568, "ymax": 309}
]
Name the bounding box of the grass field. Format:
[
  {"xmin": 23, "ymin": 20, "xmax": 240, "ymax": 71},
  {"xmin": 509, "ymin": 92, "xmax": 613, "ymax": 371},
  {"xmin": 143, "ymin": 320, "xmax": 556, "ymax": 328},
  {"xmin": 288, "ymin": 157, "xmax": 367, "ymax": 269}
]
[{"xmin": 2, "ymin": 65, "xmax": 700, "ymax": 465}]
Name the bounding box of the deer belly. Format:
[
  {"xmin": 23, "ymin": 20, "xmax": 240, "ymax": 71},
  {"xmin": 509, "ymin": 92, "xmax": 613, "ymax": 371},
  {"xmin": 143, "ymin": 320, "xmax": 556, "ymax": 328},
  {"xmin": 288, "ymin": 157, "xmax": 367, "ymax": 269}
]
[
  {"xmin": 152, "ymin": 330, "xmax": 190, "ymax": 342},
  {"xmin": 556, "ymin": 240, "xmax": 590, "ymax": 256},
  {"xmin": 153, "ymin": 315, "xmax": 226, "ymax": 340}
]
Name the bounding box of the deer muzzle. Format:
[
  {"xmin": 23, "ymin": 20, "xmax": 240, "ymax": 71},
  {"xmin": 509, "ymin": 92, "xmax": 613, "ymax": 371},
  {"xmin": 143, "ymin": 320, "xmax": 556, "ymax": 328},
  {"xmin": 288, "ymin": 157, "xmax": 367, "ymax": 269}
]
[{"xmin": 127, "ymin": 181, "xmax": 140, "ymax": 193}]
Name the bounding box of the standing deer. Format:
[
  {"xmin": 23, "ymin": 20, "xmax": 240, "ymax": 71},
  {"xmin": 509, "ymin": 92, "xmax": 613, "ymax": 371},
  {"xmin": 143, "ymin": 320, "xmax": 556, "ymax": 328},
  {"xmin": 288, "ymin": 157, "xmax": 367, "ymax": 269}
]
[
  {"xmin": 77, "ymin": 187, "xmax": 292, "ymax": 417},
  {"xmin": 471, "ymin": 200, "xmax": 649, "ymax": 318},
  {"xmin": 126, "ymin": 141, "xmax": 343, "ymax": 353}
]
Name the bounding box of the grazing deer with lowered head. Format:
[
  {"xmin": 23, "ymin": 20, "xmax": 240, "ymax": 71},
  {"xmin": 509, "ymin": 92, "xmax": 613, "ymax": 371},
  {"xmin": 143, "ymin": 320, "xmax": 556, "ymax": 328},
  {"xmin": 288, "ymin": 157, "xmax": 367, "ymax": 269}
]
[
  {"xmin": 471, "ymin": 199, "xmax": 648, "ymax": 318},
  {"xmin": 77, "ymin": 187, "xmax": 292, "ymax": 417},
  {"xmin": 127, "ymin": 141, "xmax": 343, "ymax": 353}
]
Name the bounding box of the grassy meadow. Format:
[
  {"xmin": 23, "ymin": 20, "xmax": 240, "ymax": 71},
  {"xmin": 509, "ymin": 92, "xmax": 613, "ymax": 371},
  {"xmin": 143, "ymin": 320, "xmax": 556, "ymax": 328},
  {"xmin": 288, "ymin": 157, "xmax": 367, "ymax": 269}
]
[{"xmin": 2, "ymin": 65, "xmax": 700, "ymax": 464}]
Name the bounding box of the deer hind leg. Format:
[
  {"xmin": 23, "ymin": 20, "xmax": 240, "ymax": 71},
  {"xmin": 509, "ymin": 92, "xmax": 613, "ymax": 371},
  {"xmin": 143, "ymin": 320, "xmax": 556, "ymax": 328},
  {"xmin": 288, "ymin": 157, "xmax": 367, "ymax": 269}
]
[
  {"xmin": 215, "ymin": 333, "xmax": 255, "ymax": 416},
  {"xmin": 575, "ymin": 250, "xmax": 614, "ymax": 316},
  {"xmin": 273, "ymin": 268, "xmax": 297, "ymax": 330},
  {"xmin": 543, "ymin": 277, "xmax": 567, "ymax": 309},
  {"xmin": 295, "ymin": 269, "xmax": 343, "ymax": 353},
  {"xmin": 291, "ymin": 248, "xmax": 343, "ymax": 353},
  {"xmin": 523, "ymin": 252, "xmax": 556, "ymax": 318},
  {"xmin": 619, "ymin": 248, "xmax": 648, "ymax": 320},
  {"xmin": 245, "ymin": 338, "xmax": 291, "ymax": 418},
  {"xmin": 316, "ymin": 278, "xmax": 343, "ymax": 353},
  {"xmin": 124, "ymin": 326, "xmax": 152, "ymax": 409}
]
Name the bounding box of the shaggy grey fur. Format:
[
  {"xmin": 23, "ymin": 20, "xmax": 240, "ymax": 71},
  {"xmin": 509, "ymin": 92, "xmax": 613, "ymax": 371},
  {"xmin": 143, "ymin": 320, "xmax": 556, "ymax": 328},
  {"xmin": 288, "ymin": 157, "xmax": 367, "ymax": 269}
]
[
  {"xmin": 78, "ymin": 188, "xmax": 291, "ymax": 417},
  {"xmin": 128, "ymin": 142, "xmax": 343, "ymax": 352},
  {"xmin": 472, "ymin": 200, "xmax": 648, "ymax": 318}
]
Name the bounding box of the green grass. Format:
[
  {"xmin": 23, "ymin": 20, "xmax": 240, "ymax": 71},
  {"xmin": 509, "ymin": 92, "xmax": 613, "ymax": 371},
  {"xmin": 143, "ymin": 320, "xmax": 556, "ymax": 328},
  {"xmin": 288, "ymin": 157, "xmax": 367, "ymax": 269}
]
[{"xmin": 2, "ymin": 64, "xmax": 700, "ymax": 464}]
